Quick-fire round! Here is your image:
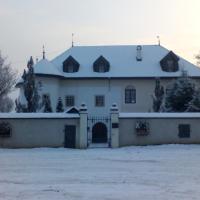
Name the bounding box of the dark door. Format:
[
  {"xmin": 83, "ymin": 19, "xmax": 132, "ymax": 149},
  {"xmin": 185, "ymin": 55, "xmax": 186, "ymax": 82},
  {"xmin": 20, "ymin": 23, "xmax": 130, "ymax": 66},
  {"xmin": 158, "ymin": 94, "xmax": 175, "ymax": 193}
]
[
  {"xmin": 92, "ymin": 122, "xmax": 107, "ymax": 143},
  {"xmin": 64, "ymin": 125, "xmax": 76, "ymax": 148}
]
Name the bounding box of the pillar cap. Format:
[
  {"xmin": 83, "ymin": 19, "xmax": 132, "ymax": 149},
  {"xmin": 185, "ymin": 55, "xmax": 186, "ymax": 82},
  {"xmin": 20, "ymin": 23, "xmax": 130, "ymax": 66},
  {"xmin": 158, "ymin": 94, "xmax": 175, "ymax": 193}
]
[
  {"xmin": 79, "ymin": 103, "xmax": 88, "ymax": 112},
  {"xmin": 110, "ymin": 103, "xmax": 119, "ymax": 112}
]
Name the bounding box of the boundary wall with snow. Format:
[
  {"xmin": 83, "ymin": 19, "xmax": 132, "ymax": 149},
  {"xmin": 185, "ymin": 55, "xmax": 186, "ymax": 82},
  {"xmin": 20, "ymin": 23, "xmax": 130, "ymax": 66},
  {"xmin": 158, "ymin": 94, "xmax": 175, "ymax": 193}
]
[
  {"xmin": 1, "ymin": 109, "xmax": 200, "ymax": 148},
  {"xmin": 0, "ymin": 113, "xmax": 80, "ymax": 148},
  {"xmin": 119, "ymin": 113, "xmax": 200, "ymax": 146}
]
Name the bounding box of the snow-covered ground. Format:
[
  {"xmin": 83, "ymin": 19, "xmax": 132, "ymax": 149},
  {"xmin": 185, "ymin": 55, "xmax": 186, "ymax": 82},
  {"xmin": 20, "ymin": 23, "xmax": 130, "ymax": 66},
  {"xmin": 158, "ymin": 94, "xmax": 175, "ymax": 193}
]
[{"xmin": 0, "ymin": 145, "xmax": 200, "ymax": 200}]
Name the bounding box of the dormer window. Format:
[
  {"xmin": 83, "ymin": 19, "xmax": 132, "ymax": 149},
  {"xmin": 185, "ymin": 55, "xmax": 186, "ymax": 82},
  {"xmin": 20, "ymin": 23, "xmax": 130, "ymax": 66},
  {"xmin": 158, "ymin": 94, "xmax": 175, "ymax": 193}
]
[
  {"xmin": 93, "ymin": 56, "xmax": 110, "ymax": 73},
  {"xmin": 63, "ymin": 56, "xmax": 80, "ymax": 73},
  {"xmin": 160, "ymin": 51, "xmax": 179, "ymax": 72}
]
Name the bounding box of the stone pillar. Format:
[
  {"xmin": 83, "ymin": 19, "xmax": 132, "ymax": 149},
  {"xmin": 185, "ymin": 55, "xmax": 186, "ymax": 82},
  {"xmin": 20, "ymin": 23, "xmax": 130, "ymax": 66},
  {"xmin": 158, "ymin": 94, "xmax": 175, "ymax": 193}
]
[
  {"xmin": 79, "ymin": 103, "xmax": 88, "ymax": 149},
  {"xmin": 110, "ymin": 103, "xmax": 119, "ymax": 148}
]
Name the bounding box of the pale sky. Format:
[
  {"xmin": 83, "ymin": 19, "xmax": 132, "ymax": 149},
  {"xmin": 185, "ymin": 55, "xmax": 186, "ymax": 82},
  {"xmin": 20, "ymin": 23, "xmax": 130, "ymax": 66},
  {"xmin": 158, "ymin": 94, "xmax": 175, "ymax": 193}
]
[{"xmin": 1, "ymin": 0, "xmax": 200, "ymax": 73}]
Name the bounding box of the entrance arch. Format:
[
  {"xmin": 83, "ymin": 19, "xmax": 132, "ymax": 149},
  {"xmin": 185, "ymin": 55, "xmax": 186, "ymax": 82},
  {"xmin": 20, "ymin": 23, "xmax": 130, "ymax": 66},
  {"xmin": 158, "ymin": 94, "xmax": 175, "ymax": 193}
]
[{"xmin": 92, "ymin": 122, "xmax": 107, "ymax": 143}]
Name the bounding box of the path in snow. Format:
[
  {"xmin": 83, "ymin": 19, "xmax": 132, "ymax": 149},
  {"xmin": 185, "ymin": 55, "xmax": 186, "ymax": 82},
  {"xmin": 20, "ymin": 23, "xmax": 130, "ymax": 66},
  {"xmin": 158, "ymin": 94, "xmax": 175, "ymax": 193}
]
[{"xmin": 0, "ymin": 145, "xmax": 200, "ymax": 200}]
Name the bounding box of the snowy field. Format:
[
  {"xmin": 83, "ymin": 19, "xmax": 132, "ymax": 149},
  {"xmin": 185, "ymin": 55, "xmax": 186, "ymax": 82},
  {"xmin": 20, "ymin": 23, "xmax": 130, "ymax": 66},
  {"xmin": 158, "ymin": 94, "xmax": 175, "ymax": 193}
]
[{"xmin": 0, "ymin": 145, "xmax": 200, "ymax": 200}]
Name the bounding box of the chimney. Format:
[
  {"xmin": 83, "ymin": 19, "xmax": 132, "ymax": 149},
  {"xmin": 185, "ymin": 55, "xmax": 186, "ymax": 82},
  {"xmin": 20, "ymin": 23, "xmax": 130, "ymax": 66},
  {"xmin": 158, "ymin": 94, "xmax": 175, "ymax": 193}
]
[{"xmin": 136, "ymin": 45, "xmax": 142, "ymax": 61}]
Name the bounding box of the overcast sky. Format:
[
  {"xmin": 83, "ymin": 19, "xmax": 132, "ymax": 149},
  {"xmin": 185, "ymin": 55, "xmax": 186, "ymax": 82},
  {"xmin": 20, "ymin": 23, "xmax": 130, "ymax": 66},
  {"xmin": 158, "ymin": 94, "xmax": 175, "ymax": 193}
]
[{"xmin": 1, "ymin": 0, "xmax": 200, "ymax": 73}]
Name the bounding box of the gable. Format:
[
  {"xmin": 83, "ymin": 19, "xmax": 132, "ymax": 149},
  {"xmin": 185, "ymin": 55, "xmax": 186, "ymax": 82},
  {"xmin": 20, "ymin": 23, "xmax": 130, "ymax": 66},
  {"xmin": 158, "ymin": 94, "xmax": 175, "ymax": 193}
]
[{"xmin": 66, "ymin": 107, "xmax": 79, "ymax": 114}]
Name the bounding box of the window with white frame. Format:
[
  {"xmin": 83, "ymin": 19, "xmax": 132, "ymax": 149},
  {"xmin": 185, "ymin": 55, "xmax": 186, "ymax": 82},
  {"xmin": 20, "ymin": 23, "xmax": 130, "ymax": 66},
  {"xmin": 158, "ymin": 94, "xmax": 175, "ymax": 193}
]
[
  {"xmin": 125, "ymin": 86, "xmax": 136, "ymax": 104},
  {"xmin": 65, "ymin": 95, "xmax": 75, "ymax": 107},
  {"xmin": 95, "ymin": 95, "xmax": 105, "ymax": 107}
]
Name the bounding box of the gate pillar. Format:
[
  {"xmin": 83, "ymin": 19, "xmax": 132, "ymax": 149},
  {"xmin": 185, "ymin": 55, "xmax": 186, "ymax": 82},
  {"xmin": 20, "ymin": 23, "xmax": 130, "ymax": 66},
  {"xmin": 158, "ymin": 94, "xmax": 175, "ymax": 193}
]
[
  {"xmin": 110, "ymin": 103, "xmax": 119, "ymax": 148},
  {"xmin": 79, "ymin": 103, "xmax": 88, "ymax": 149}
]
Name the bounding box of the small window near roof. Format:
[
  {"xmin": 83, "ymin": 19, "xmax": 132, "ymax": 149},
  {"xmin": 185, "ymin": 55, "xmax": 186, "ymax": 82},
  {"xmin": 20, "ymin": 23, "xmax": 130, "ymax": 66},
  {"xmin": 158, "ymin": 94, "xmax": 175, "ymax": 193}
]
[
  {"xmin": 63, "ymin": 56, "xmax": 80, "ymax": 73},
  {"xmin": 160, "ymin": 51, "xmax": 179, "ymax": 72},
  {"xmin": 93, "ymin": 56, "xmax": 110, "ymax": 73},
  {"xmin": 178, "ymin": 124, "xmax": 190, "ymax": 138},
  {"xmin": 125, "ymin": 86, "xmax": 136, "ymax": 104}
]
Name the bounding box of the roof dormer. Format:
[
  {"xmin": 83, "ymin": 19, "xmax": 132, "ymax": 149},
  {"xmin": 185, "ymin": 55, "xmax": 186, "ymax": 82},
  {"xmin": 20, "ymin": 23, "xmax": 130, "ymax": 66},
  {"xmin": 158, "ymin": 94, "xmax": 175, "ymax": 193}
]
[
  {"xmin": 63, "ymin": 56, "xmax": 80, "ymax": 73},
  {"xmin": 93, "ymin": 55, "xmax": 110, "ymax": 73},
  {"xmin": 160, "ymin": 51, "xmax": 179, "ymax": 72}
]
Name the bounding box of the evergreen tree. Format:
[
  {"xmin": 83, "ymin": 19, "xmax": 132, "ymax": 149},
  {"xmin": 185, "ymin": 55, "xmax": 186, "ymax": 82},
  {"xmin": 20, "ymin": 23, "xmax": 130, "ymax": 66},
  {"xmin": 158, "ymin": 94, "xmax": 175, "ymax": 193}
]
[
  {"xmin": 20, "ymin": 56, "xmax": 41, "ymax": 112},
  {"xmin": 22, "ymin": 57, "xmax": 37, "ymax": 112},
  {"xmin": 56, "ymin": 97, "xmax": 64, "ymax": 112},
  {"xmin": 164, "ymin": 71, "xmax": 199, "ymax": 112},
  {"xmin": 186, "ymin": 90, "xmax": 200, "ymax": 112},
  {"xmin": 152, "ymin": 79, "xmax": 164, "ymax": 112},
  {"xmin": 43, "ymin": 95, "xmax": 52, "ymax": 113}
]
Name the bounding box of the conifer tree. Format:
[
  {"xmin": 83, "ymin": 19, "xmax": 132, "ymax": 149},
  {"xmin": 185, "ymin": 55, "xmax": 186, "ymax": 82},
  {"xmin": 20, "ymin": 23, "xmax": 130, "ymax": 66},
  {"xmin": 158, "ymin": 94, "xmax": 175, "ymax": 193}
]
[
  {"xmin": 186, "ymin": 90, "xmax": 200, "ymax": 112},
  {"xmin": 43, "ymin": 95, "xmax": 52, "ymax": 113},
  {"xmin": 164, "ymin": 71, "xmax": 200, "ymax": 112},
  {"xmin": 56, "ymin": 97, "xmax": 64, "ymax": 112},
  {"xmin": 152, "ymin": 79, "xmax": 164, "ymax": 112},
  {"xmin": 22, "ymin": 57, "xmax": 38, "ymax": 112}
]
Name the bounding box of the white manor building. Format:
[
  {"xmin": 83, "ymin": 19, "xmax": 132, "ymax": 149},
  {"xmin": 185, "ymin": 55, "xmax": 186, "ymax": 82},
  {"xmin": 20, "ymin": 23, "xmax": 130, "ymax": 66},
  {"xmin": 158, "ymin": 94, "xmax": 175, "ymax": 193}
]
[
  {"xmin": 3, "ymin": 44, "xmax": 200, "ymax": 148},
  {"xmin": 17, "ymin": 44, "xmax": 200, "ymax": 115}
]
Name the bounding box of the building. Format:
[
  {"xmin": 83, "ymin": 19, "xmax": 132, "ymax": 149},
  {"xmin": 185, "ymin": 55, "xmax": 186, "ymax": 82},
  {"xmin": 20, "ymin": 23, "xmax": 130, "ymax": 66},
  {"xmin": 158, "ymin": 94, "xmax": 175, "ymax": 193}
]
[
  {"xmin": 12, "ymin": 44, "xmax": 200, "ymax": 148},
  {"xmin": 17, "ymin": 44, "xmax": 200, "ymax": 114}
]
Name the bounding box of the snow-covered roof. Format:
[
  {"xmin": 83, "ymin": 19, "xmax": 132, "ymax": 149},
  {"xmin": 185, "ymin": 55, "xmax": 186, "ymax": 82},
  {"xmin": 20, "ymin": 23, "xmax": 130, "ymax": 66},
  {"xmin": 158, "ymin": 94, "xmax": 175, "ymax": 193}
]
[
  {"xmin": 34, "ymin": 59, "xmax": 61, "ymax": 76},
  {"xmin": 0, "ymin": 113, "xmax": 80, "ymax": 119},
  {"xmin": 119, "ymin": 112, "xmax": 200, "ymax": 118},
  {"xmin": 17, "ymin": 45, "xmax": 200, "ymax": 80},
  {"xmin": 49, "ymin": 45, "xmax": 200, "ymax": 78}
]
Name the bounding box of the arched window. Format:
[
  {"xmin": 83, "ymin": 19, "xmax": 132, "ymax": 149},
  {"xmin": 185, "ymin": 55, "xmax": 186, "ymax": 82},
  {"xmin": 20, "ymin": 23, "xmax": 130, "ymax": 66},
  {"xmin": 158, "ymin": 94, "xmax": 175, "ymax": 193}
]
[{"xmin": 125, "ymin": 86, "xmax": 136, "ymax": 104}]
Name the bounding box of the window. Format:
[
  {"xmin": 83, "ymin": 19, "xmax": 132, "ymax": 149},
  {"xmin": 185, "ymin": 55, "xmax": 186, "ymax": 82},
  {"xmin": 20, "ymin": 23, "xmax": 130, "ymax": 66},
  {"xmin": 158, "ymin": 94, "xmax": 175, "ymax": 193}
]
[
  {"xmin": 135, "ymin": 121, "xmax": 149, "ymax": 136},
  {"xmin": 99, "ymin": 64, "xmax": 106, "ymax": 73},
  {"xmin": 0, "ymin": 122, "xmax": 11, "ymax": 138},
  {"xmin": 178, "ymin": 124, "xmax": 190, "ymax": 138},
  {"xmin": 93, "ymin": 56, "xmax": 110, "ymax": 73},
  {"xmin": 125, "ymin": 86, "xmax": 136, "ymax": 104},
  {"xmin": 63, "ymin": 56, "xmax": 80, "ymax": 73},
  {"xmin": 65, "ymin": 96, "xmax": 75, "ymax": 107},
  {"xmin": 160, "ymin": 51, "xmax": 179, "ymax": 72},
  {"xmin": 95, "ymin": 95, "xmax": 105, "ymax": 107},
  {"xmin": 67, "ymin": 64, "xmax": 74, "ymax": 73}
]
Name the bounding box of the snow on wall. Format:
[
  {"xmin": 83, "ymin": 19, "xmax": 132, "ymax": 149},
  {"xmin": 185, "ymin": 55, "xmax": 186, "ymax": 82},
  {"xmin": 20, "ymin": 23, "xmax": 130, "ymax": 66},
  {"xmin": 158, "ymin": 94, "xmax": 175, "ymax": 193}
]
[
  {"xmin": 0, "ymin": 113, "xmax": 80, "ymax": 119},
  {"xmin": 119, "ymin": 112, "xmax": 200, "ymax": 118}
]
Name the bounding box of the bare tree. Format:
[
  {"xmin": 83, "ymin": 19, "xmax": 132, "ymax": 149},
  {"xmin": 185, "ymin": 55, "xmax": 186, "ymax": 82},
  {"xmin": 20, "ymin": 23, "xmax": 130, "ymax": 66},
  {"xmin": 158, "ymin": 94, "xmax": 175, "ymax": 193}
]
[{"xmin": 0, "ymin": 52, "xmax": 17, "ymax": 112}]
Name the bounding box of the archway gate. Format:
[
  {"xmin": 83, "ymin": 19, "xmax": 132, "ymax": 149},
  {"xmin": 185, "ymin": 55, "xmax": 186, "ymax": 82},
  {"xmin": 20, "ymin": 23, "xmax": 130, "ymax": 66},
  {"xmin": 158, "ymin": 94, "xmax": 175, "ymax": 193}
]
[{"xmin": 87, "ymin": 115, "xmax": 111, "ymax": 147}]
